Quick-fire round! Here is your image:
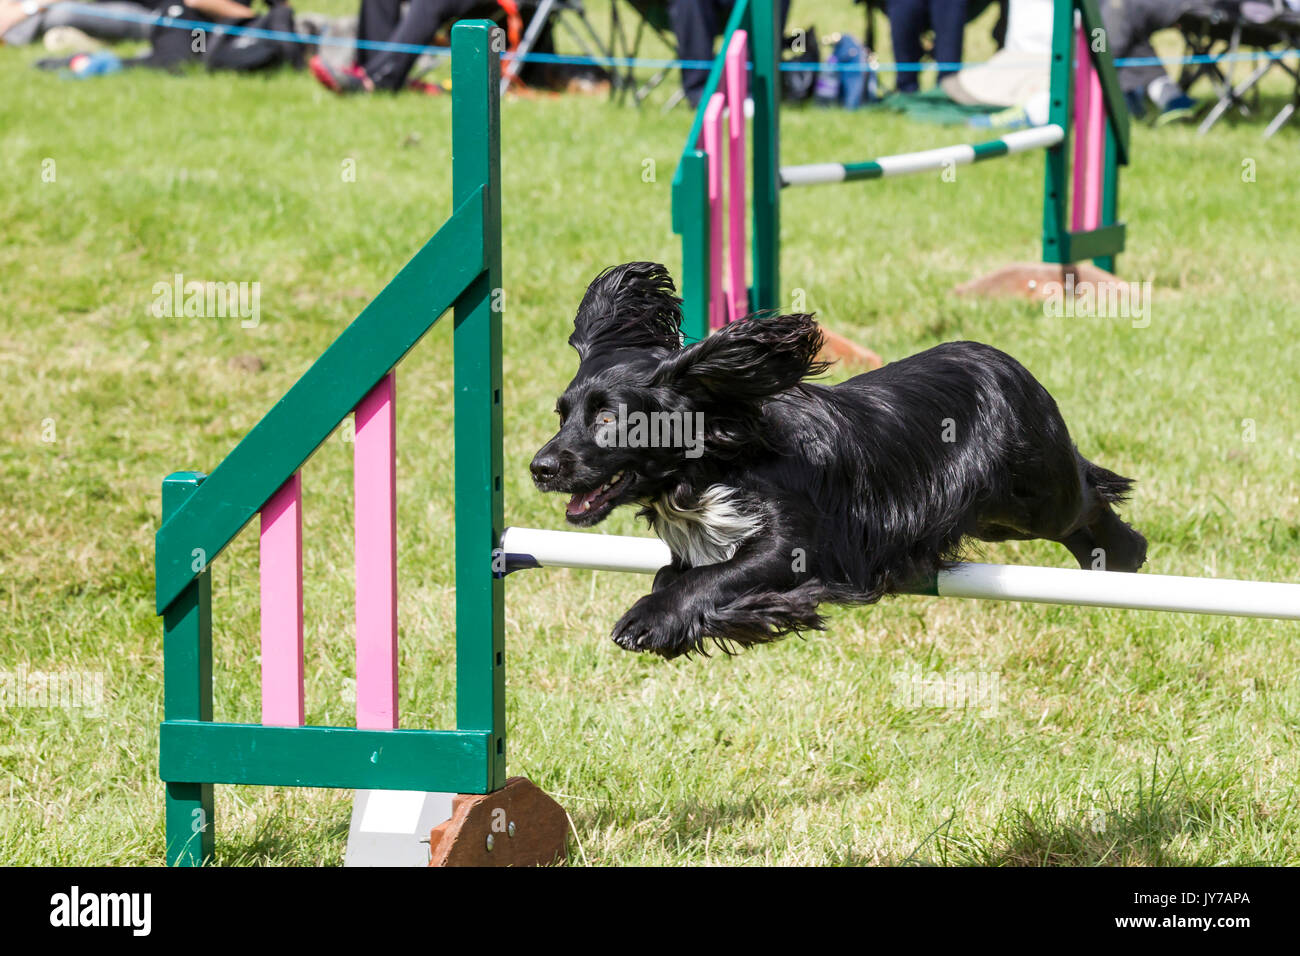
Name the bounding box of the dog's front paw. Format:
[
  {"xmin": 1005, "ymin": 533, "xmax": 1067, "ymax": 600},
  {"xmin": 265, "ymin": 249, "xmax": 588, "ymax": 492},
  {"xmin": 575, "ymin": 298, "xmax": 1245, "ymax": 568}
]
[{"xmin": 611, "ymin": 594, "xmax": 696, "ymax": 660}]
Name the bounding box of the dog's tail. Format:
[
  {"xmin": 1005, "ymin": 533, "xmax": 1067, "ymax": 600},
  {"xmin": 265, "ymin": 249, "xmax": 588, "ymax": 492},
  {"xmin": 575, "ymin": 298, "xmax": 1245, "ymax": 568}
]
[{"xmin": 1084, "ymin": 459, "xmax": 1136, "ymax": 504}]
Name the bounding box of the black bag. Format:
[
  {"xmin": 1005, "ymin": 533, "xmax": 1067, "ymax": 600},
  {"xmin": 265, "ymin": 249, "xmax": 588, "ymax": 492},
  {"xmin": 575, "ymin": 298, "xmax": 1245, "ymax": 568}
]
[
  {"xmin": 138, "ymin": 3, "xmax": 214, "ymax": 70},
  {"xmin": 207, "ymin": 4, "xmax": 303, "ymax": 72},
  {"xmin": 781, "ymin": 26, "xmax": 820, "ymax": 102}
]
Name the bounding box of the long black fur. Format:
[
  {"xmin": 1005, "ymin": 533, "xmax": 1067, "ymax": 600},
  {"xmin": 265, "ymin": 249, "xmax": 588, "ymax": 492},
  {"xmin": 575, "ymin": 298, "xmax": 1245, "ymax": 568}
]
[{"xmin": 531, "ymin": 262, "xmax": 1148, "ymax": 660}]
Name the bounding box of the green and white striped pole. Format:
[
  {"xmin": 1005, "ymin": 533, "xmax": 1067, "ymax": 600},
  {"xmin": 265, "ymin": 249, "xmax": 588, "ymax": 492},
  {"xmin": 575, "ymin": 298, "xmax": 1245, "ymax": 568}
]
[{"xmin": 779, "ymin": 125, "xmax": 1066, "ymax": 188}]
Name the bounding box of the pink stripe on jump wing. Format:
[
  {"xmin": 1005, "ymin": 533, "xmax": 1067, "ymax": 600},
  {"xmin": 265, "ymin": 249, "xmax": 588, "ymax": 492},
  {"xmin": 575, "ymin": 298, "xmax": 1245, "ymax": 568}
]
[
  {"xmin": 703, "ymin": 93, "xmax": 727, "ymax": 331},
  {"xmin": 354, "ymin": 372, "xmax": 398, "ymax": 731},
  {"xmin": 725, "ymin": 30, "xmax": 748, "ymax": 324},
  {"xmin": 260, "ymin": 471, "xmax": 304, "ymax": 727},
  {"xmin": 1072, "ymin": 25, "xmax": 1105, "ymax": 234}
]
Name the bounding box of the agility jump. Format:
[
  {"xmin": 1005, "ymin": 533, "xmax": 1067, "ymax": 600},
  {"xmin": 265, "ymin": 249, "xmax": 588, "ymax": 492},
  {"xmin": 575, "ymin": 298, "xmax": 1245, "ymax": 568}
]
[{"xmin": 671, "ymin": 0, "xmax": 1131, "ymax": 343}]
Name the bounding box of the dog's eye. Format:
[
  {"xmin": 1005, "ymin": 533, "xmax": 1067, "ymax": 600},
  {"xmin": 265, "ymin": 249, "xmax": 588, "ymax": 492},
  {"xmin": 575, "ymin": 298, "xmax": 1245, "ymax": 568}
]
[{"xmin": 596, "ymin": 410, "xmax": 616, "ymax": 425}]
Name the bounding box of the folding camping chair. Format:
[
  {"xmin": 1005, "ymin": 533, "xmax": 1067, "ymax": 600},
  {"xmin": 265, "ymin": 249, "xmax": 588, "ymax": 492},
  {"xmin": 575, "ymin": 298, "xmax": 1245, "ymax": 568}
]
[
  {"xmin": 1176, "ymin": 1, "xmax": 1289, "ymax": 134},
  {"xmin": 1260, "ymin": 3, "xmax": 1300, "ymax": 136},
  {"xmin": 608, "ymin": 0, "xmax": 676, "ymax": 105},
  {"xmin": 500, "ymin": 0, "xmax": 618, "ymax": 94}
]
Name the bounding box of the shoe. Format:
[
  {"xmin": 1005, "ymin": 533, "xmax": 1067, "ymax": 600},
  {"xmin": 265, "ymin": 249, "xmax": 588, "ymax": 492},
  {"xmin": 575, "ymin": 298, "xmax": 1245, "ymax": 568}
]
[
  {"xmin": 1155, "ymin": 94, "xmax": 1197, "ymax": 126},
  {"xmin": 968, "ymin": 105, "xmax": 1032, "ymax": 130},
  {"xmin": 67, "ymin": 51, "xmax": 122, "ymax": 76},
  {"xmin": 44, "ymin": 26, "xmax": 102, "ymax": 53},
  {"xmin": 407, "ymin": 77, "xmax": 447, "ymax": 96},
  {"xmin": 309, "ymin": 54, "xmax": 372, "ymax": 94}
]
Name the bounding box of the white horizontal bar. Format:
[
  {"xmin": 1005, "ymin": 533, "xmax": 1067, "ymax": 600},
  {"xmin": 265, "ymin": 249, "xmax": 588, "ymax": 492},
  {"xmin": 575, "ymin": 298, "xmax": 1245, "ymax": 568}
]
[
  {"xmin": 1000, "ymin": 123, "xmax": 1066, "ymax": 153},
  {"xmin": 937, "ymin": 562, "xmax": 1300, "ymax": 620},
  {"xmin": 778, "ymin": 162, "xmax": 847, "ymax": 187},
  {"xmin": 877, "ymin": 143, "xmax": 976, "ymax": 177},
  {"xmin": 501, "ymin": 526, "xmax": 670, "ymax": 574},
  {"xmin": 500, "ymin": 527, "xmax": 1300, "ymax": 621}
]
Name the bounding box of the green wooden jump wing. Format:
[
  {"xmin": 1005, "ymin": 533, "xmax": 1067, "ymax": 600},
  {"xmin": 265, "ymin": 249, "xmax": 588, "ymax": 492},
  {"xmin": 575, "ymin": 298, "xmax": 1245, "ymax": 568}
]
[{"xmin": 157, "ymin": 19, "xmax": 508, "ymax": 866}]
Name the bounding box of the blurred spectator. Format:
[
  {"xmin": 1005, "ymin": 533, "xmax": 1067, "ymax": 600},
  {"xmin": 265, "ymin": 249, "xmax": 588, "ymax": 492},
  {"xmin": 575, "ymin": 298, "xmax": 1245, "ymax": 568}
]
[
  {"xmin": 886, "ymin": 1, "xmax": 1012, "ymax": 94},
  {"xmin": 946, "ymin": 0, "xmax": 1051, "ymax": 129},
  {"xmin": 309, "ymin": 0, "xmax": 601, "ymax": 96},
  {"xmin": 23, "ymin": 0, "xmax": 302, "ymax": 72},
  {"xmin": 1, "ymin": 0, "xmax": 172, "ymax": 45},
  {"xmin": 669, "ymin": 0, "xmax": 790, "ymax": 107},
  {"xmin": 1100, "ymin": 0, "xmax": 1198, "ymax": 122},
  {"xmin": 310, "ymin": 0, "xmax": 481, "ymax": 93},
  {"xmin": 887, "ymin": 0, "xmax": 968, "ymax": 92}
]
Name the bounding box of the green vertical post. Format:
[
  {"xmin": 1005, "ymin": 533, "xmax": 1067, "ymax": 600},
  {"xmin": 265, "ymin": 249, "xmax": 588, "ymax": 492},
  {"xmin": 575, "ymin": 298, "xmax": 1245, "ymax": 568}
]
[
  {"xmin": 749, "ymin": 0, "xmax": 781, "ymax": 312},
  {"xmin": 161, "ymin": 471, "xmax": 215, "ymax": 867},
  {"xmin": 1096, "ymin": 123, "xmax": 1119, "ymax": 273},
  {"xmin": 670, "ymin": 0, "xmax": 749, "ymax": 335},
  {"xmin": 451, "ymin": 21, "xmax": 507, "ymax": 791},
  {"xmin": 673, "ymin": 151, "xmax": 711, "ymax": 343},
  {"xmin": 1041, "ymin": 0, "xmax": 1074, "ymax": 264}
]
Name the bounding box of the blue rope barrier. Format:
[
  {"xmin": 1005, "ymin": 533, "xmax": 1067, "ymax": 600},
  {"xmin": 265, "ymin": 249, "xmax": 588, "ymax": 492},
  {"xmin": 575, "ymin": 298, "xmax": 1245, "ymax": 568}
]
[{"xmin": 25, "ymin": 4, "xmax": 1300, "ymax": 74}]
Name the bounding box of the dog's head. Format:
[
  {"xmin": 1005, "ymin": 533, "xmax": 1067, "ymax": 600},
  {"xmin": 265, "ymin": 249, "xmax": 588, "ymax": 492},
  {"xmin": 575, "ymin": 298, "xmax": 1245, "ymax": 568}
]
[{"xmin": 530, "ymin": 262, "xmax": 826, "ymax": 526}]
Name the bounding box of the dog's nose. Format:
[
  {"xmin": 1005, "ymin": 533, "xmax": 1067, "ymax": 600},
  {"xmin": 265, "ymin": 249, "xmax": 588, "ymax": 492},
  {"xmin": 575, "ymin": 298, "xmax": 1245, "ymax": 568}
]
[{"xmin": 530, "ymin": 454, "xmax": 560, "ymax": 484}]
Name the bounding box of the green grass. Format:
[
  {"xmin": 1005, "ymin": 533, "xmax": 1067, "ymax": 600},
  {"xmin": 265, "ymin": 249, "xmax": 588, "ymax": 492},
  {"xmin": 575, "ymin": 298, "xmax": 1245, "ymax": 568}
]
[{"xmin": 2, "ymin": 3, "xmax": 1299, "ymax": 866}]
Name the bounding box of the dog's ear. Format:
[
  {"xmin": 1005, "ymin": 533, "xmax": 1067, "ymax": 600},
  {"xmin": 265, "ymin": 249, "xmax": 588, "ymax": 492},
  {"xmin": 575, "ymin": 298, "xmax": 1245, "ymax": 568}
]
[
  {"xmin": 651, "ymin": 312, "xmax": 828, "ymax": 401},
  {"xmin": 569, "ymin": 262, "xmax": 683, "ymax": 362}
]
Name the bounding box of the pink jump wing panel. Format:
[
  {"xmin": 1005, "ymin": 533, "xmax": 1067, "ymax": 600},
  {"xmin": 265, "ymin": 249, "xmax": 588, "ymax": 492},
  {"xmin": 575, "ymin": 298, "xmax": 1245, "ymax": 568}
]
[
  {"xmin": 725, "ymin": 30, "xmax": 749, "ymax": 324},
  {"xmin": 354, "ymin": 372, "xmax": 399, "ymax": 731},
  {"xmin": 703, "ymin": 93, "xmax": 727, "ymax": 331},
  {"xmin": 1071, "ymin": 25, "xmax": 1105, "ymax": 234},
  {"xmin": 260, "ymin": 472, "xmax": 304, "ymax": 727}
]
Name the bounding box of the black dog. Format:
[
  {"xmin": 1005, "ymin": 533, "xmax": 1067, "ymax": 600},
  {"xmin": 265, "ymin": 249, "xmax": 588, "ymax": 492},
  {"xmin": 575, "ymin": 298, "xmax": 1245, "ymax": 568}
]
[{"xmin": 530, "ymin": 262, "xmax": 1148, "ymax": 659}]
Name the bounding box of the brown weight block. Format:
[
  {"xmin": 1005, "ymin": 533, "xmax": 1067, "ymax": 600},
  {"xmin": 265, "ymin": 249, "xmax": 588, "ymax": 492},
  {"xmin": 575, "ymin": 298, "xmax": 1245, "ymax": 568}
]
[
  {"xmin": 953, "ymin": 262, "xmax": 1120, "ymax": 300},
  {"xmin": 428, "ymin": 776, "xmax": 568, "ymax": 867}
]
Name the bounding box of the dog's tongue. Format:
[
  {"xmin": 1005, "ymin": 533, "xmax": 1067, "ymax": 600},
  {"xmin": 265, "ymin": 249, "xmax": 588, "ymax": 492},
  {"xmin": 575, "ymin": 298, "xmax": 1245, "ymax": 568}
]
[{"xmin": 566, "ymin": 487, "xmax": 603, "ymax": 517}]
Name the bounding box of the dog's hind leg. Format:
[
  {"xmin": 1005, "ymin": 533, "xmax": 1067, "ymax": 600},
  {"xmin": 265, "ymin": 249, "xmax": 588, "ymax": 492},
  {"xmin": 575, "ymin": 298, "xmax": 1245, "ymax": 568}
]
[{"xmin": 696, "ymin": 582, "xmax": 833, "ymax": 653}]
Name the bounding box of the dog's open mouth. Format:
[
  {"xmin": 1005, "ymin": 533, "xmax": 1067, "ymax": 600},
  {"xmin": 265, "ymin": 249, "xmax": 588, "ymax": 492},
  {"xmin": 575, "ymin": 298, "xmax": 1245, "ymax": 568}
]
[{"xmin": 565, "ymin": 470, "xmax": 631, "ymax": 524}]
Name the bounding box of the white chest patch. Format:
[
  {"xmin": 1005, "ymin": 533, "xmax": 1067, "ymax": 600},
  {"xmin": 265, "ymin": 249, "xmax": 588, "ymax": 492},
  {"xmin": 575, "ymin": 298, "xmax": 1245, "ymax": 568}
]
[{"xmin": 648, "ymin": 484, "xmax": 764, "ymax": 567}]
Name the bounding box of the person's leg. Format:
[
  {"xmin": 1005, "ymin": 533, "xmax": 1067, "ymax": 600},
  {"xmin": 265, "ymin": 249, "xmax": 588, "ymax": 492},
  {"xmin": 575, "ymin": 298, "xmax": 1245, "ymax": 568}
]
[
  {"xmin": 1099, "ymin": 0, "xmax": 1168, "ymax": 96},
  {"xmin": 355, "ymin": 0, "xmax": 405, "ymax": 72},
  {"xmin": 364, "ymin": 0, "xmax": 480, "ymax": 91},
  {"xmin": 41, "ymin": 1, "xmax": 156, "ymax": 40},
  {"xmin": 928, "ymin": 0, "xmax": 967, "ymax": 82},
  {"xmin": 887, "ymin": 0, "xmax": 929, "ymax": 93},
  {"xmin": 4, "ymin": 0, "xmax": 158, "ymax": 45},
  {"xmin": 669, "ymin": 0, "xmax": 729, "ymax": 107},
  {"xmin": 1, "ymin": 3, "xmax": 41, "ymax": 43}
]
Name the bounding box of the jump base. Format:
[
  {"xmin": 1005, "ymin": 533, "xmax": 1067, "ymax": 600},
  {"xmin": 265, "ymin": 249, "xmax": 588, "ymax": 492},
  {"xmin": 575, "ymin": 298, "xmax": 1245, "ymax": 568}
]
[
  {"xmin": 953, "ymin": 261, "xmax": 1119, "ymax": 300},
  {"xmin": 428, "ymin": 776, "xmax": 568, "ymax": 867}
]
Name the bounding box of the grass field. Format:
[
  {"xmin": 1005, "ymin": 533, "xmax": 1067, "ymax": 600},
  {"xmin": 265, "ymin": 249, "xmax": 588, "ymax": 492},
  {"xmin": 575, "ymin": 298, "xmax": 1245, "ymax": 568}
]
[{"xmin": 2, "ymin": 2, "xmax": 1299, "ymax": 866}]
